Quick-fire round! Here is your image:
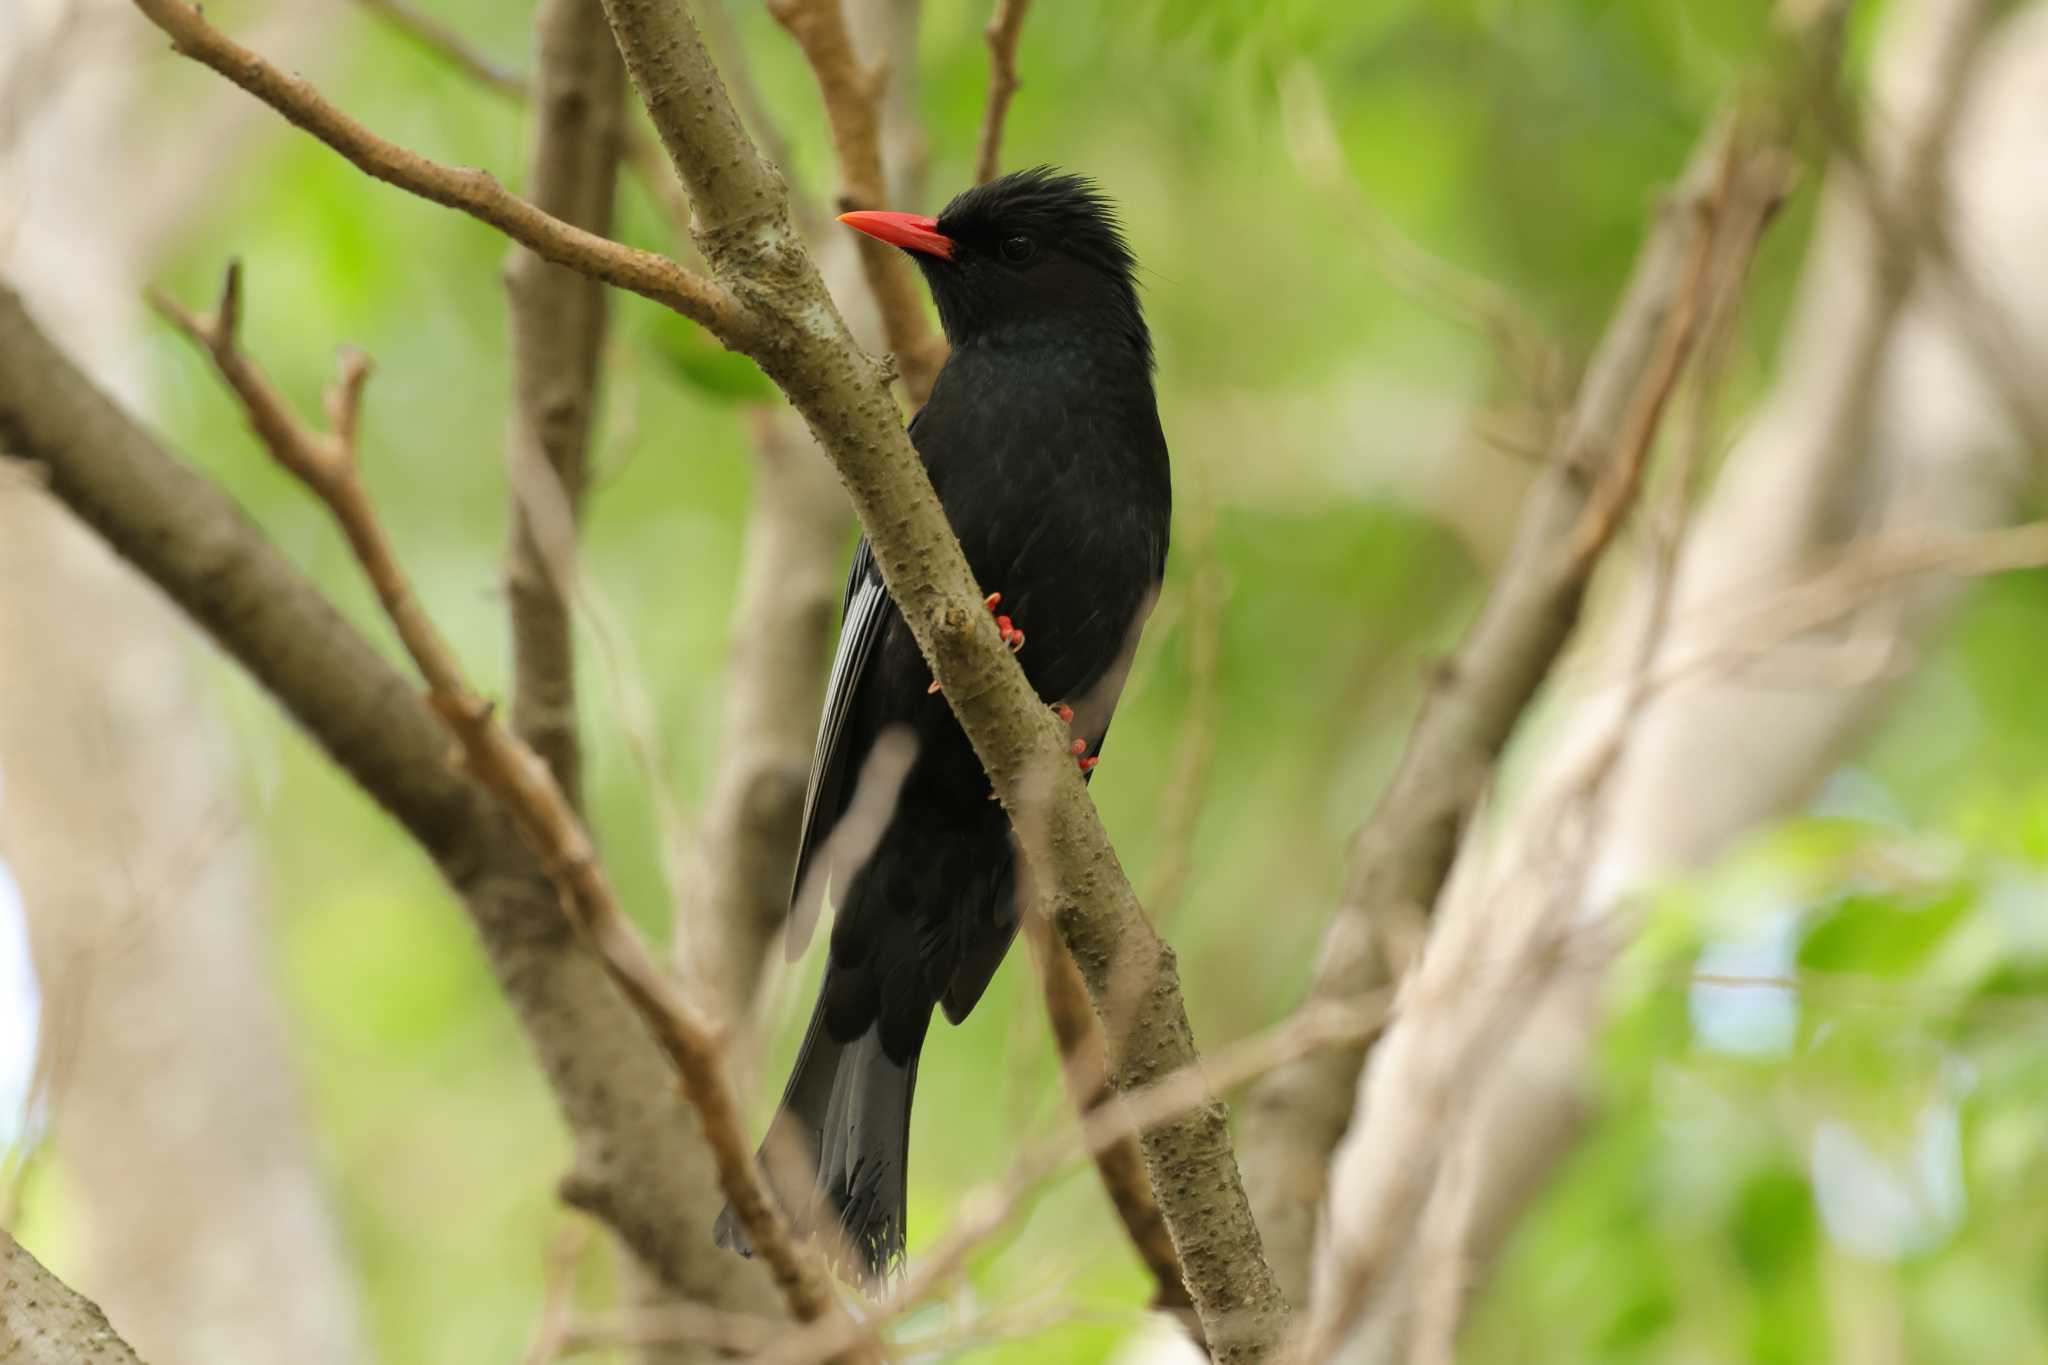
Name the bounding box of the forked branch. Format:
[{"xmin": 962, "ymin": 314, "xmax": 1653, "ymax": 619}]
[
  {"xmin": 149, "ymin": 267, "xmax": 852, "ymax": 1348},
  {"xmin": 130, "ymin": 0, "xmax": 747, "ymax": 337}
]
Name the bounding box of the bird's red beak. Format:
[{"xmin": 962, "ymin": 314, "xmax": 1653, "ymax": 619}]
[{"xmin": 838, "ymin": 210, "xmax": 955, "ymax": 260}]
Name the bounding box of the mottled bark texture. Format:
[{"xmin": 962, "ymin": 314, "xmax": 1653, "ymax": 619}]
[
  {"xmin": 502, "ymin": 0, "xmax": 626, "ymax": 811},
  {"xmin": 1242, "ymin": 123, "xmax": 1770, "ymax": 1305},
  {"xmin": 591, "ymin": 1, "xmax": 1286, "ymax": 1353},
  {"xmin": 1, "ymin": 1229, "xmax": 148, "ymax": 1365},
  {"xmin": 0, "ymin": 287, "xmax": 775, "ymax": 1317}
]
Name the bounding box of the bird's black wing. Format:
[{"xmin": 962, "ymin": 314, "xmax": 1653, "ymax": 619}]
[{"xmin": 784, "ymin": 536, "xmax": 889, "ymax": 960}]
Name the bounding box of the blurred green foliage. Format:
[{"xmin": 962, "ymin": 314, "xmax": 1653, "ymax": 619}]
[{"xmin": 17, "ymin": 0, "xmax": 2045, "ymax": 1360}]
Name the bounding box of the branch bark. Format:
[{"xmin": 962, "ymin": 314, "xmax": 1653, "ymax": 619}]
[
  {"xmin": 503, "ymin": 0, "xmax": 624, "ymax": 811},
  {"xmin": 119, "ymin": 0, "xmax": 1287, "ymax": 1350},
  {"xmin": 681, "ymin": 408, "xmax": 848, "ymax": 1026},
  {"xmin": 0, "ymin": 284, "xmax": 776, "ymax": 1318},
  {"xmin": 589, "ymin": 4, "xmax": 1287, "ymax": 1355},
  {"xmin": 129, "ymin": 0, "xmax": 747, "ymax": 335},
  {"xmin": 974, "ymin": 0, "xmax": 1032, "ymax": 185},
  {"xmin": 768, "ymin": 0, "xmax": 946, "ymax": 402},
  {"xmin": 1023, "ymin": 917, "xmax": 1197, "ymax": 1335},
  {"xmin": 0, "ymin": 1228, "xmax": 148, "ymax": 1365},
  {"xmin": 1326, "ymin": 4, "xmax": 2042, "ymax": 1355},
  {"xmin": 1241, "ymin": 108, "xmax": 1795, "ymax": 1304},
  {"xmin": 147, "ymin": 268, "xmax": 851, "ymax": 1341}
]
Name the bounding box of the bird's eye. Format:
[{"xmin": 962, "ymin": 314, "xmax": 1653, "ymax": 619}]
[{"xmin": 999, "ymin": 235, "xmax": 1036, "ymax": 263}]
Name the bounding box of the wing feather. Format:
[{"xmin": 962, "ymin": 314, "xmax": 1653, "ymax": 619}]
[{"xmin": 784, "ymin": 539, "xmax": 888, "ymax": 959}]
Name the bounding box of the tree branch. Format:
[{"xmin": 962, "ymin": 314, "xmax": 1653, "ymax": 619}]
[
  {"xmin": 1, "ymin": 1229, "xmax": 148, "ymax": 1365},
  {"xmin": 123, "ymin": 0, "xmax": 1287, "ymax": 1348},
  {"xmin": 975, "ymin": 0, "xmax": 1032, "ymax": 185},
  {"xmin": 1241, "ymin": 111, "xmax": 1796, "ymax": 1303},
  {"xmin": 145, "ymin": 267, "xmax": 852, "ymax": 1342},
  {"xmin": 768, "ymin": 0, "xmax": 946, "ymax": 402},
  {"xmin": 346, "ymin": 0, "xmax": 700, "ymax": 244},
  {"xmin": 680, "ymin": 408, "xmax": 849, "ymax": 1025},
  {"xmin": 589, "ymin": 2, "xmax": 1287, "ymax": 1355},
  {"xmin": 502, "ymin": 0, "xmax": 623, "ymax": 811},
  {"xmin": 1022, "ymin": 916, "xmax": 1198, "ymax": 1336},
  {"xmin": 352, "ymin": 0, "xmax": 526, "ymax": 100},
  {"xmin": 0, "ymin": 282, "xmax": 773, "ymax": 1313},
  {"xmin": 128, "ymin": 0, "xmax": 748, "ymax": 337}
]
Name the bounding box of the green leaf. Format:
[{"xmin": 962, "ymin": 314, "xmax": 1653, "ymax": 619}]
[{"xmin": 1797, "ymin": 886, "xmax": 1973, "ymax": 978}]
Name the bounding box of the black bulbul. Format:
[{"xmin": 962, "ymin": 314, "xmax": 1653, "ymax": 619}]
[{"xmin": 716, "ymin": 168, "xmax": 1170, "ymax": 1278}]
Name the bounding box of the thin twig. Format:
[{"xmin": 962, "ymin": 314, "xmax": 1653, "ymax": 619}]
[
  {"xmin": 1240, "ymin": 109, "xmax": 1794, "ymax": 1303},
  {"xmin": 748, "ymin": 992, "xmax": 1391, "ymax": 1365},
  {"xmin": 974, "ymin": 0, "xmax": 1032, "ymax": 185},
  {"xmin": 502, "ymin": 0, "xmax": 626, "ymax": 813},
  {"xmin": 129, "ymin": 0, "xmax": 748, "ymax": 338},
  {"xmin": 768, "ymin": 0, "xmax": 946, "ymax": 401},
  {"xmin": 1278, "ymin": 64, "xmax": 1566, "ymax": 406},
  {"xmin": 1022, "ymin": 918, "xmax": 1197, "ymax": 1333},
  {"xmin": 148, "ymin": 265, "xmax": 851, "ymax": 1346},
  {"xmin": 1145, "ymin": 500, "xmax": 1226, "ymax": 922},
  {"xmin": 348, "ymin": 0, "xmax": 700, "ymax": 241},
  {"xmin": 352, "ymin": 0, "xmax": 526, "ymax": 100}
]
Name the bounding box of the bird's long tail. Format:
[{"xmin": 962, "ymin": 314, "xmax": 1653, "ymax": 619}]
[{"xmin": 713, "ymin": 990, "xmax": 926, "ymax": 1281}]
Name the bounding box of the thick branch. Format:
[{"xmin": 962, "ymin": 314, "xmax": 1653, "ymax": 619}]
[
  {"xmin": 124, "ymin": 0, "xmax": 1286, "ymax": 1348},
  {"xmin": 0, "ymin": 285, "xmax": 772, "ymax": 1314},
  {"xmin": 147, "ymin": 271, "xmax": 849, "ymax": 1340},
  {"xmin": 1242, "ymin": 117, "xmax": 1794, "ymax": 1302},
  {"xmin": 503, "ymin": 0, "xmax": 625, "ymax": 810},
  {"xmin": 128, "ymin": 0, "xmax": 749, "ymax": 338},
  {"xmin": 593, "ymin": 3, "xmax": 1286, "ymax": 1355},
  {"xmin": 1, "ymin": 1229, "xmax": 148, "ymax": 1365},
  {"xmin": 769, "ymin": 0, "xmax": 946, "ymax": 402}
]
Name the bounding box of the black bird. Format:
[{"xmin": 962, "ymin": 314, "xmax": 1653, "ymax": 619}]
[{"xmin": 715, "ymin": 168, "xmax": 1170, "ymax": 1278}]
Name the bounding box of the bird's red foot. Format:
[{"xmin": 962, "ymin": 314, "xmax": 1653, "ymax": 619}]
[
  {"xmin": 931, "ymin": 592, "xmax": 1026, "ymax": 696},
  {"xmin": 1054, "ymin": 705, "xmax": 1098, "ymax": 772},
  {"xmin": 986, "ymin": 591, "xmax": 1026, "ymax": 653}
]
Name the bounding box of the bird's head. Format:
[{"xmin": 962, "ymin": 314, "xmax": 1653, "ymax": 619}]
[{"xmin": 839, "ymin": 167, "xmax": 1149, "ymax": 367}]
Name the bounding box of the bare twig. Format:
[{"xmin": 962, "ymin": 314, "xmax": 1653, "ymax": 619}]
[
  {"xmin": 680, "ymin": 409, "xmax": 849, "ymax": 1024},
  {"xmin": 1022, "ymin": 917, "xmax": 1197, "ymax": 1333},
  {"xmin": 502, "ymin": 0, "xmax": 625, "ymax": 812},
  {"xmin": 128, "ymin": 0, "xmax": 748, "ymax": 338},
  {"xmin": 0, "ymin": 283, "xmax": 760, "ymax": 1310},
  {"xmin": 347, "ymin": 0, "xmax": 699, "ymax": 241},
  {"xmin": 1241, "ymin": 111, "xmax": 1798, "ymax": 1303},
  {"xmin": 520, "ymin": 1221, "xmax": 594, "ymax": 1365},
  {"xmin": 1781, "ymin": 0, "xmax": 1999, "ymax": 548},
  {"xmin": 1809, "ymin": 0, "xmax": 2048, "ymax": 462},
  {"xmin": 139, "ymin": 0, "xmax": 1289, "ymax": 1346},
  {"xmin": 768, "ymin": 0, "xmax": 946, "ymax": 402},
  {"xmin": 1145, "ymin": 500, "xmax": 1226, "ymax": 921},
  {"xmin": 974, "ymin": 0, "xmax": 1033, "ymax": 185},
  {"xmin": 148, "ymin": 267, "xmax": 850, "ymax": 1344},
  {"xmin": 352, "ymin": 0, "xmax": 526, "ymax": 100},
  {"xmin": 590, "ymin": 1, "xmax": 1292, "ymax": 1351},
  {"xmin": 750, "ymin": 993, "xmax": 1391, "ymax": 1365},
  {"xmin": 1277, "ymin": 65, "xmax": 1565, "ymax": 405}
]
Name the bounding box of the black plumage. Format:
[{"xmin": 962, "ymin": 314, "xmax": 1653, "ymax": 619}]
[{"xmin": 715, "ymin": 169, "xmax": 1171, "ymax": 1277}]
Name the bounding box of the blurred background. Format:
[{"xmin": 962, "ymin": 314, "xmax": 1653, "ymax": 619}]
[{"xmin": 3, "ymin": 0, "xmax": 2046, "ymax": 1361}]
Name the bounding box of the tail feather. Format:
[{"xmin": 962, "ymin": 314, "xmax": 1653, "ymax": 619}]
[{"xmin": 714, "ymin": 997, "xmax": 926, "ymax": 1282}]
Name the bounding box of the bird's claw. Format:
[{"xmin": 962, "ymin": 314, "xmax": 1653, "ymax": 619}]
[
  {"xmin": 984, "ymin": 590, "xmax": 1026, "ymax": 652},
  {"xmin": 932, "ymin": 591, "xmax": 1028, "ymax": 696}
]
